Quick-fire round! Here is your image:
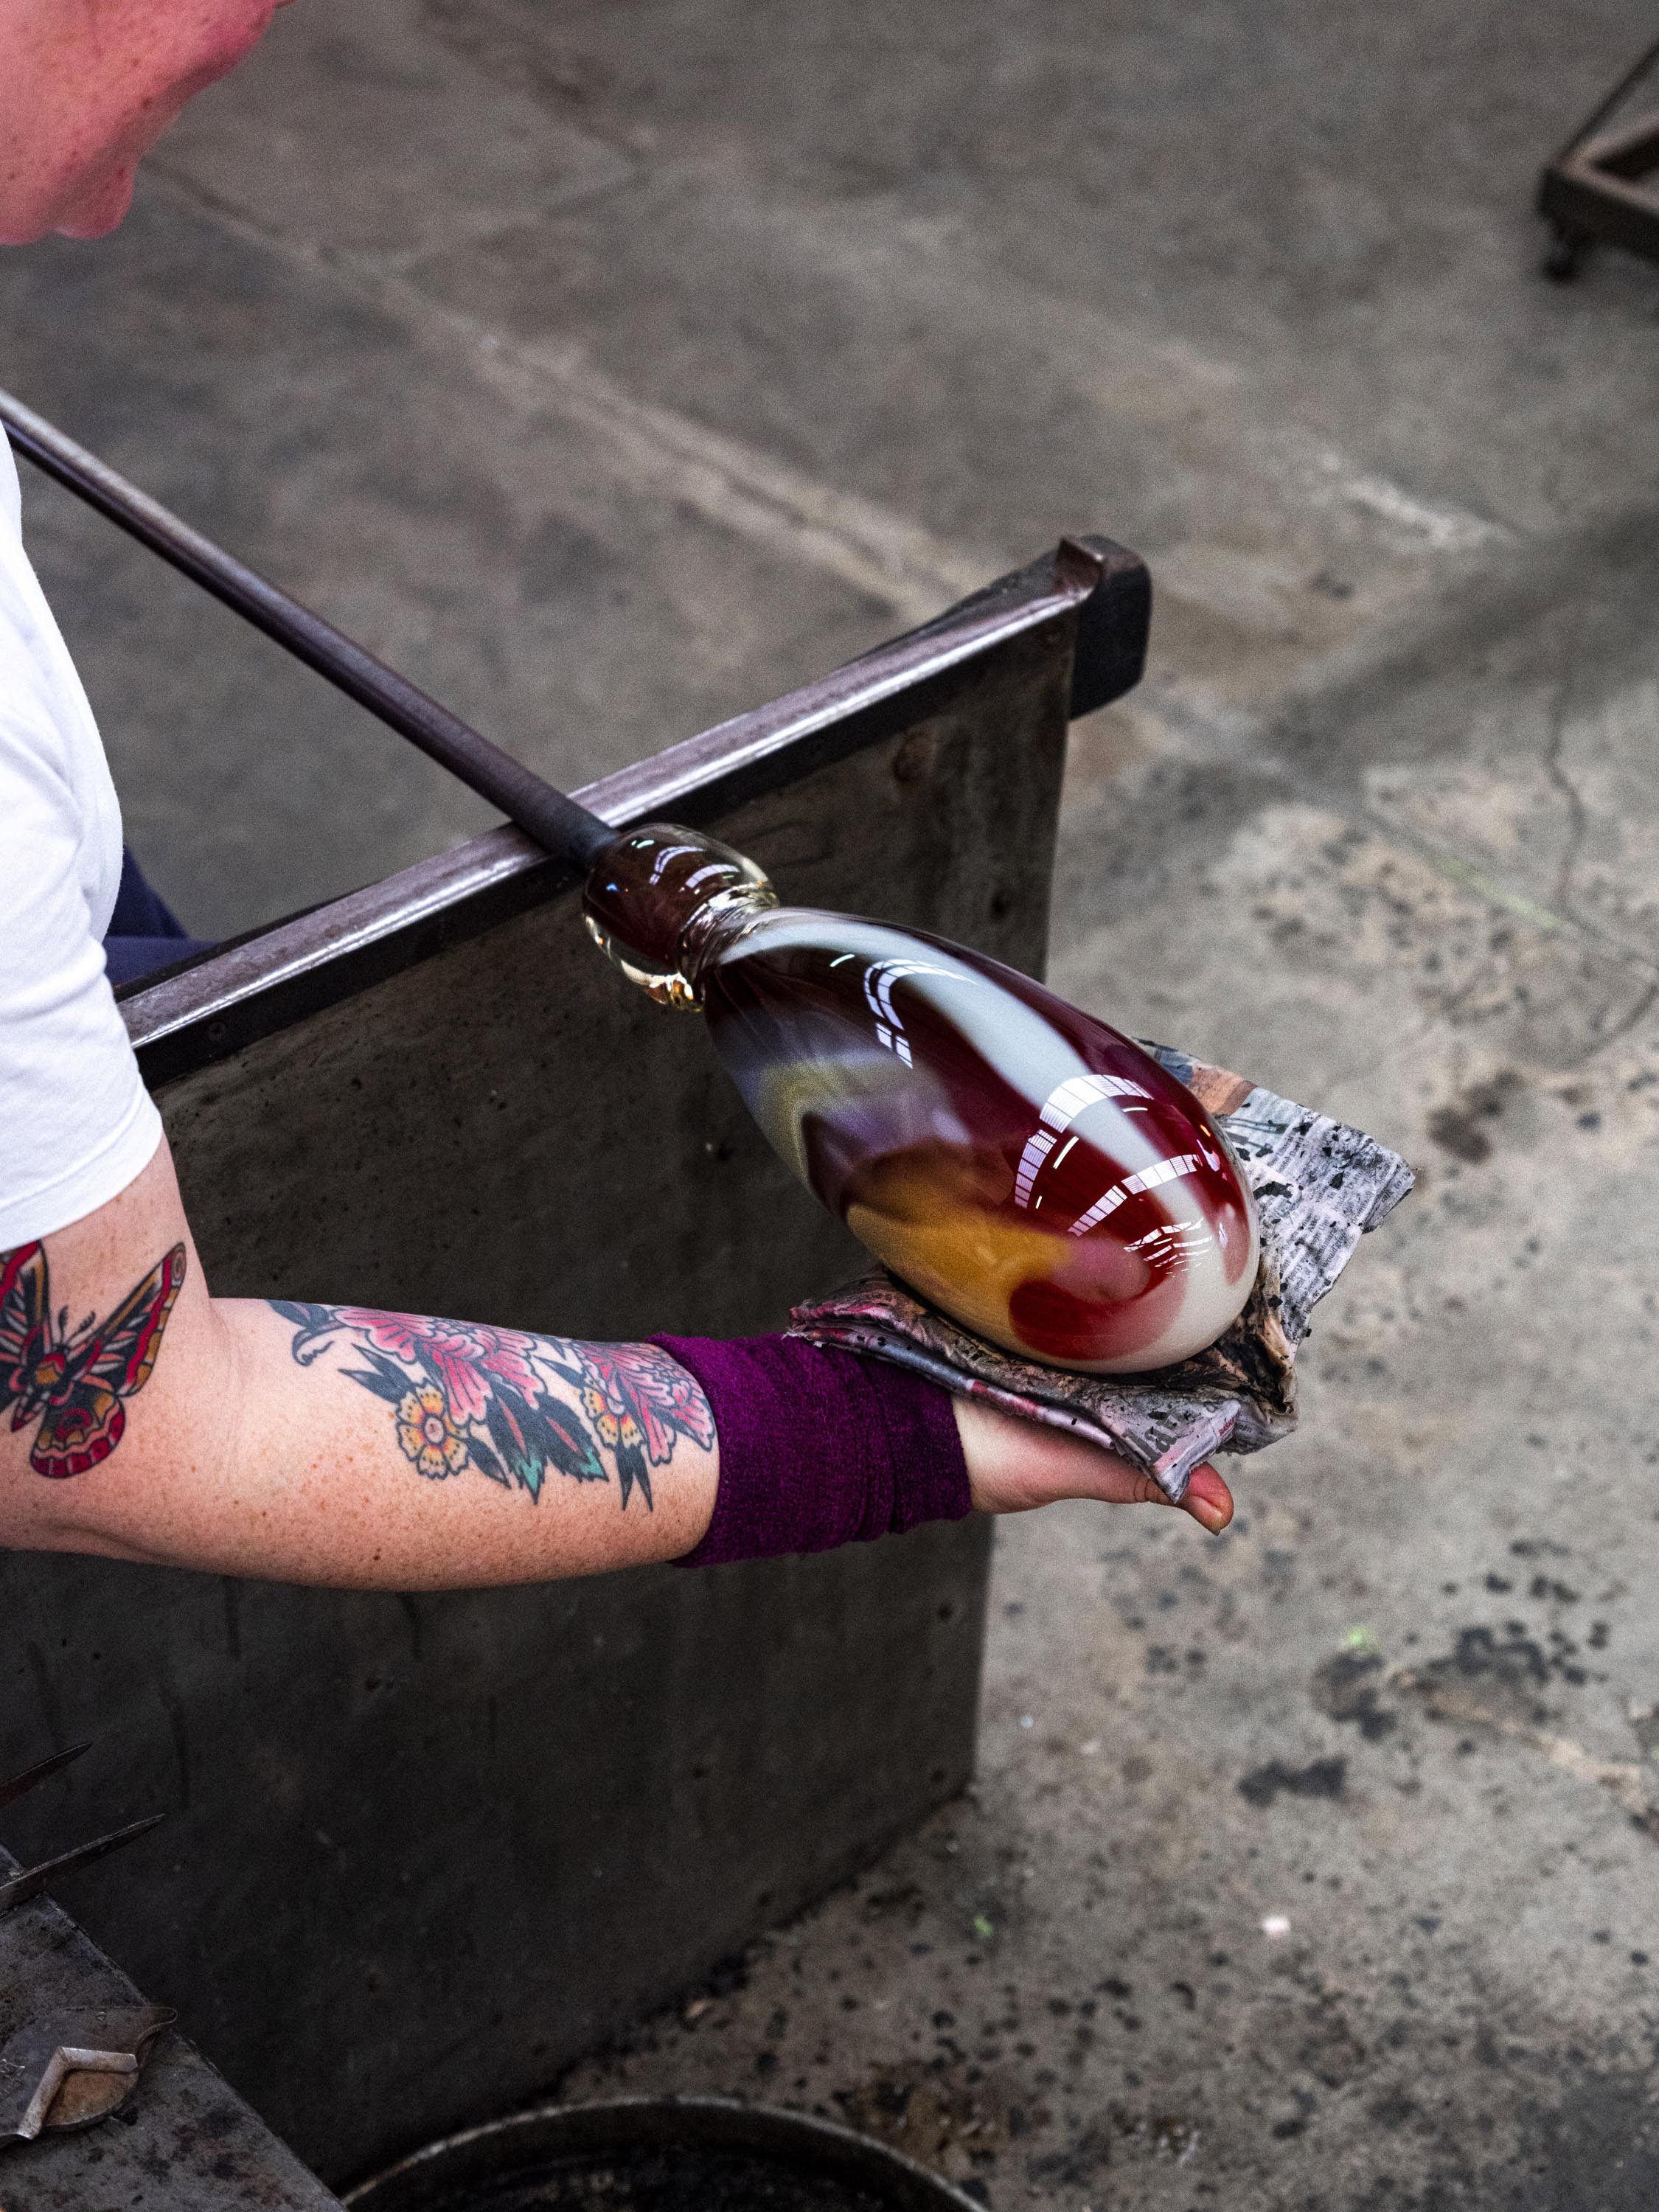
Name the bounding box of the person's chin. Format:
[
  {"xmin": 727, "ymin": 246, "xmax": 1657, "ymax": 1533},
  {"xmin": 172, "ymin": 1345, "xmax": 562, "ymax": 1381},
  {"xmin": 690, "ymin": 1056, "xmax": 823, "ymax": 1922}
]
[{"xmin": 53, "ymin": 162, "xmax": 139, "ymax": 240}]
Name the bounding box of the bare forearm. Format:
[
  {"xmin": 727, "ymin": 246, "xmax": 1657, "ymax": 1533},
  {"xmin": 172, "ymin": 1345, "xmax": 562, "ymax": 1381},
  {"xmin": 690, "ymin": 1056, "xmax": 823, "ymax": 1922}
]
[
  {"xmin": 201, "ymin": 1298, "xmax": 720, "ymax": 1587},
  {"xmin": 2, "ymin": 1164, "xmax": 717, "ymax": 1585}
]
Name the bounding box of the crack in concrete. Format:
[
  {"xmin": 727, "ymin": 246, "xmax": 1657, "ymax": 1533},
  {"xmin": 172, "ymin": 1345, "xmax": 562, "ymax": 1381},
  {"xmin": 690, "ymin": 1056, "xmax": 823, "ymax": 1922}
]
[
  {"xmin": 1132, "ymin": 678, "xmax": 1659, "ymax": 1010},
  {"xmin": 1543, "ymin": 673, "xmax": 1592, "ymax": 921}
]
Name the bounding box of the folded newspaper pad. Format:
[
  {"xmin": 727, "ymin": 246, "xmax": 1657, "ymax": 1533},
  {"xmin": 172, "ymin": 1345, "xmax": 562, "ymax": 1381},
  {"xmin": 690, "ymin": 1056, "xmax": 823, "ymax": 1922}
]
[{"xmin": 788, "ymin": 1045, "xmax": 1414, "ymax": 1503}]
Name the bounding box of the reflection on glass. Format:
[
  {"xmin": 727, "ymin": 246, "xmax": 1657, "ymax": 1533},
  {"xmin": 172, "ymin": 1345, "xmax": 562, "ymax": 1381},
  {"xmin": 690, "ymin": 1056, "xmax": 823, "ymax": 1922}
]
[{"xmin": 585, "ymin": 824, "xmax": 1259, "ymax": 1374}]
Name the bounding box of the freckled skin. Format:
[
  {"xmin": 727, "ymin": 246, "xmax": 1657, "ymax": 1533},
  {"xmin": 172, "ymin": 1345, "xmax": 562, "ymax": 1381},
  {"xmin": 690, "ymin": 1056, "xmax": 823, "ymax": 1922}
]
[{"xmin": 0, "ymin": 0, "xmax": 287, "ymax": 243}]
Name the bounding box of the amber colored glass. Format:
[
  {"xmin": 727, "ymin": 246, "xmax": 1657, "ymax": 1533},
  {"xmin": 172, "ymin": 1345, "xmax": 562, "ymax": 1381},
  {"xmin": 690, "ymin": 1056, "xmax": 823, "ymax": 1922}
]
[
  {"xmin": 584, "ymin": 824, "xmax": 776, "ymax": 1008},
  {"xmin": 585, "ymin": 823, "xmax": 1259, "ymax": 1374}
]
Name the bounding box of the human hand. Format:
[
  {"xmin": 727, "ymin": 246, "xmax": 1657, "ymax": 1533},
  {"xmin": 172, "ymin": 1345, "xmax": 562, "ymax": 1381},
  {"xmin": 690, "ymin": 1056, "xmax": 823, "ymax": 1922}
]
[{"xmin": 953, "ymin": 1396, "xmax": 1234, "ymax": 1534}]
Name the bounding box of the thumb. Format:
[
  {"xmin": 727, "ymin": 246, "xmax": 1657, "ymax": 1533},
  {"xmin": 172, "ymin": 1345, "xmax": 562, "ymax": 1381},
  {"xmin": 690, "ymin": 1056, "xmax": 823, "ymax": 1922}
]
[
  {"xmin": 955, "ymin": 1397, "xmax": 1235, "ymax": 1531},
  {"xmin": 1179, "ymin": 1461, "xmax": 1234, "ymax": 1534}
]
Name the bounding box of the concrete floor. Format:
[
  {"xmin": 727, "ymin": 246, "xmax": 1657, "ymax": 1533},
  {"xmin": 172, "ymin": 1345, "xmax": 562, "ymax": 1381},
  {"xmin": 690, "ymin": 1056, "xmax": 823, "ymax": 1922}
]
[{"xmin": 7, "ymin": 0, "xmax": 1659, "ymax": 2202}]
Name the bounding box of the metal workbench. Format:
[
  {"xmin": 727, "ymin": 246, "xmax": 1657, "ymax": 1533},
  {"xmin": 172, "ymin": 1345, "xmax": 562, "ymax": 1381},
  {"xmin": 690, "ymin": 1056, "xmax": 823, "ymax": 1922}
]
[{"xmin": 0, "ymin": 397, "xmax": 1150, "ymax": 2196}]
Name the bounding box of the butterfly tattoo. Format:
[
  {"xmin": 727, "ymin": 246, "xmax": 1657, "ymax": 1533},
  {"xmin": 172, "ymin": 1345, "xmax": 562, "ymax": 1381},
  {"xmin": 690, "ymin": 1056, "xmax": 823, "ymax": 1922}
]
[{"xmin": 0, "ymin": 1240, "xmax": 187, "ymax": 1480}]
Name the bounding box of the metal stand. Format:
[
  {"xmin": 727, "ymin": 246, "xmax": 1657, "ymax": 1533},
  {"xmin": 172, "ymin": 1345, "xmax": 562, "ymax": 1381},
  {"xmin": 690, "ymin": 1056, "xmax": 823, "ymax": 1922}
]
[
  {"xmin": 0, "ymin": 394, "xmax": 1152, "ymax": 2192},
  {"xmin": 1537, "ymin": 33, "xmax": 1659, "ymax": 279}
]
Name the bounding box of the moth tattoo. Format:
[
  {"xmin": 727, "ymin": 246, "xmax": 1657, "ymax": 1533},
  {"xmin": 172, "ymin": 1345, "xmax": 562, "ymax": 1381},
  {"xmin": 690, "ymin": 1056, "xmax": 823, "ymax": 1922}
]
[
  {"xmin": 1, "ymin": 1240, "xmax": 187, "ymax": 1479},
  {"xmin": 268, "ymin": 1302, "xmax": 713, "ymax": 1512}
]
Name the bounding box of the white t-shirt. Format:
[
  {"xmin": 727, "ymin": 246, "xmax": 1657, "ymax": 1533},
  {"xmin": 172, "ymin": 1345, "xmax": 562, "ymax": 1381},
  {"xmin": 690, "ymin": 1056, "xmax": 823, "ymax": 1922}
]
[{"xmin": 0, "ymin": 431, "xmax": 163, "ymax": 1246}]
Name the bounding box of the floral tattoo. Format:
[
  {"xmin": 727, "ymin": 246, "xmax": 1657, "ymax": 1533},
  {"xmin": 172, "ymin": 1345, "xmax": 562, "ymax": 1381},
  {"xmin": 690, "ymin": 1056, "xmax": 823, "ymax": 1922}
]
[{"xmin": 267, "ymin": 1303, "xmax": 713, "ymax": 1510}]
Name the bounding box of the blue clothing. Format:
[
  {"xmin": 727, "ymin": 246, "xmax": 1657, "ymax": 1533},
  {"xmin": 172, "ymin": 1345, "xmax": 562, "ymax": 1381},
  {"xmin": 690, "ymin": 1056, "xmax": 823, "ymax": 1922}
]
[{"xmin": 103, "ymin": 849, "xmax": 215, "ymax": 987}]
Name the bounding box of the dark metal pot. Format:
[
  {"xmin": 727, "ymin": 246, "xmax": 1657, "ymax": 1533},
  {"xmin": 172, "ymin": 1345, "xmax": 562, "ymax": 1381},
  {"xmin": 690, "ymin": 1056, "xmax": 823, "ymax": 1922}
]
[{"xmin": 341, "ymin": 2095, "xmax": 987, "ymax": 2212}]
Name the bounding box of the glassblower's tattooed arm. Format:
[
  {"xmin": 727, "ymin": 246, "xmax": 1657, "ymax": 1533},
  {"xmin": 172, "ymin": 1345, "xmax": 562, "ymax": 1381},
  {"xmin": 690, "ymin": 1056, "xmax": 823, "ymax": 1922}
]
[
  {"xmin": 0, "ymin": 1142, "xmax": 720, "ymax": 1586},
  {"xmin": 266, "ymin": 1302, "xmax": 712, "ymax": 1514},
  {"xmin": 0, "ymin": 1135, "xmax": 1233, "ymax": 1577}
]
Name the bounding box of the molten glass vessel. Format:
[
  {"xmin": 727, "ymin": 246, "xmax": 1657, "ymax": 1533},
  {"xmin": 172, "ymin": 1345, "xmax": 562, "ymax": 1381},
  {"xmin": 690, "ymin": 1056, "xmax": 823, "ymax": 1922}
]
[{"xmin": 585, "ymin": 825, "xmax": 1260, "ymax": 1374}]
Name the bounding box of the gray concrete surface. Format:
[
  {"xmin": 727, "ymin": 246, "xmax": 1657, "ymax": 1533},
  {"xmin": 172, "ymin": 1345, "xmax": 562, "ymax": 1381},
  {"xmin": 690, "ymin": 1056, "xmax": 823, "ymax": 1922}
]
[{"xmin": 6, "ymin": 0, "xmax": 1659, "ymax": 2203}]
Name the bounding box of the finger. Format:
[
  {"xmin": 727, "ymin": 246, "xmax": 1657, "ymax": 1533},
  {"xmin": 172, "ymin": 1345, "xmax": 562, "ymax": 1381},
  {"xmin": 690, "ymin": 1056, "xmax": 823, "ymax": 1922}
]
[
  {"xmin": 1124, "ymin": 1462, "xmax": 1233, "ymax": 1532},
  {"xmin": 1035, "ymin": 1448, "xmax": 1234, "ymax": 1527},
  {"xmin": 1180, "ymin": 1461, "xmax": 1234, "ymax": 1534},
  {"xmin": 953, "ymin": 1397, "xmax": 1237, "ymax": 1526}
]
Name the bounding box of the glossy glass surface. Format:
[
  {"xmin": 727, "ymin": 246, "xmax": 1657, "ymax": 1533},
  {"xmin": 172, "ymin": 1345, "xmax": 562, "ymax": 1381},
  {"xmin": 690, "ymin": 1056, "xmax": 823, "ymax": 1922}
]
[
  {"xmin": 584, "ymin": 824, "xmax": 776, "ymax": 1009},
  {"xmin": 584, "ymin": 824, "xmax": 1259, "ymax": 1374}
]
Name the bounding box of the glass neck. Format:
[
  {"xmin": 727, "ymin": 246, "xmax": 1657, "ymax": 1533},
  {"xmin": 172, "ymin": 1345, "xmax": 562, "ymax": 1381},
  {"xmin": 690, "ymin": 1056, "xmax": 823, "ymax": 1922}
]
[{"xmin": 582, "ymin": 823, "xmax": 778, "ymax": 1009}]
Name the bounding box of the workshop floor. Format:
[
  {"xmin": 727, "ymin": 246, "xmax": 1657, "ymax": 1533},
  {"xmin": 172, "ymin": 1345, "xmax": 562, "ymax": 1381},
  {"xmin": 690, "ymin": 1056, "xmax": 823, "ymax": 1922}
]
[{"xmin": 7, "ymin": 1, "xmax": 1659, "ymax": 2203}]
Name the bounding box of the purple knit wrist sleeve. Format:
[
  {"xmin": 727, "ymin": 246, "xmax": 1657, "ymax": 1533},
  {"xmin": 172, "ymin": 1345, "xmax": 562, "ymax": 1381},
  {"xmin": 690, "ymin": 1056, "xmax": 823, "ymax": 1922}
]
[{"xmin": 651, "ymin": 1335, "xmax": 973, "ymax": 1568}]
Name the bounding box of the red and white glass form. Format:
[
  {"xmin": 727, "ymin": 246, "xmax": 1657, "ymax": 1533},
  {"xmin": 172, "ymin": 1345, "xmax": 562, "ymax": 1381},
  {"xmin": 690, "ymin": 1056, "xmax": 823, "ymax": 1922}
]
[{"xmin": 585, "ymin": 825, "xmax": 1260, "ymax": 1374}]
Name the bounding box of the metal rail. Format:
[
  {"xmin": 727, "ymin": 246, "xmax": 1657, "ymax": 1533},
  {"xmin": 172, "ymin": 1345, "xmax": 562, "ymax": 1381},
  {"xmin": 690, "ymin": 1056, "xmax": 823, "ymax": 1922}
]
[{"xmin": 120, "ymin": 529, "xmax": 1135, "ymax": 1081}]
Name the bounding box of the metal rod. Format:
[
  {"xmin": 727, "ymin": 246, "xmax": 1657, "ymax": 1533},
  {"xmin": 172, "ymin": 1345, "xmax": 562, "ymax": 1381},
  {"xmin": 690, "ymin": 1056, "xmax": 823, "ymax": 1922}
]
[
  {"xmin": 1554, "ymin": 31, "xmax": 1659, "ymax": 164},
  {"xmin": 0, "ymin": 1742, "xmax": 91, "ymax": 1816},
  {"xmin": 0, "ymin": 1813, "xmax": 167, "ymax": 1915},
  {"xmin": 0, "ymin": 388, "xmax": 617, "ymax": 875}
]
